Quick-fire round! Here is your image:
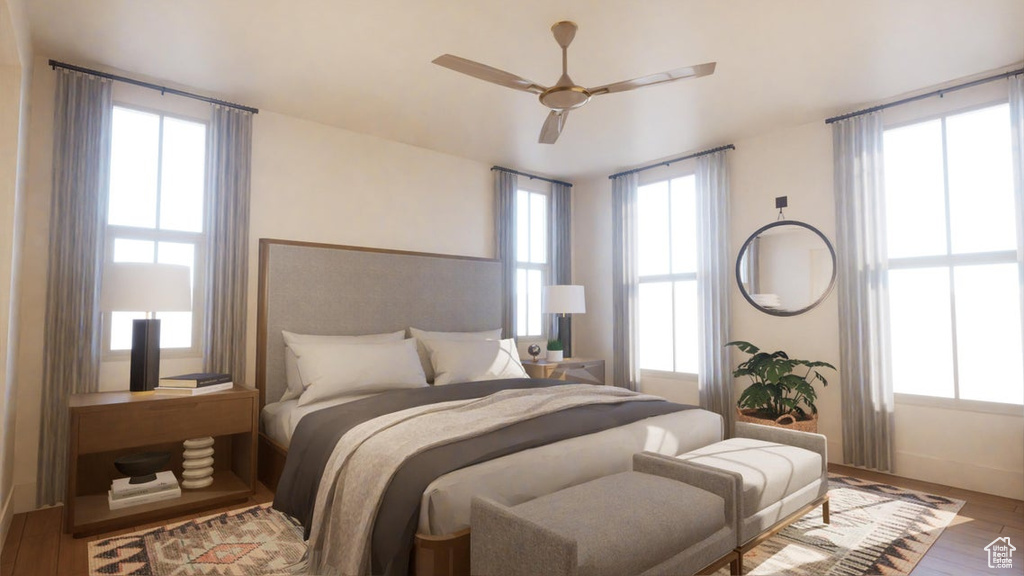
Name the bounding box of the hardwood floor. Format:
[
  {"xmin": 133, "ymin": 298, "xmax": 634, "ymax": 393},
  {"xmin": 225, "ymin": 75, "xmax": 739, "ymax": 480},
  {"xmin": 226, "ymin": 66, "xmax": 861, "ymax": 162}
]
[
  {"xmin": 2, "ymin": 468, "xmax": 1021, "ymax": 575},
  {"xmin": 1, "ymin": 483, "xmax": 273, "ymax": 576},
  {"xmin": 828, "ymin": 464, "xmax": 1023, "ymax": 576}
]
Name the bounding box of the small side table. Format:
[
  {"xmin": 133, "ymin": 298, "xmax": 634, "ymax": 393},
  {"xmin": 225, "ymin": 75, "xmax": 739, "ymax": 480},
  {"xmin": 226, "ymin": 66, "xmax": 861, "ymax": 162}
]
[
  {"xmin": 522, "ymin": 358, "xmax": 605, "ymax": 385},
  {"xmin": 65, "ymin": 385, "xmax": 257, "ymax": 537}
]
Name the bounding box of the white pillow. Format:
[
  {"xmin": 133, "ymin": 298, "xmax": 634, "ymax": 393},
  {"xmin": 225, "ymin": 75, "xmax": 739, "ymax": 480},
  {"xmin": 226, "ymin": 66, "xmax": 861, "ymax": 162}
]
[
  {"xmin": 409, "ymin": 327, "xmax": 502, "ymax": 382},
  {"xmin": 280, "ymin": 329, "xmax": 405, "ymax": 401},
  {"xmin": 292, "ymin": 338, "xmax": 426, "ymax": 406},
  {"xmin": 424, "ymin": 338, "xmax": 529, "ymax": 386}
]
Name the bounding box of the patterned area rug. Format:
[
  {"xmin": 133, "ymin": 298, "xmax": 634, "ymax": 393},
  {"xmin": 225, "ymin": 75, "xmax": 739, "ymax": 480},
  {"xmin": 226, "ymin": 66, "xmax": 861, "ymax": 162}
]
[
  {"xmin": 88, "ymin": 504, "xmax": 304, "ymax": 575},
  {"xmin": 718, "ymin": 474, "xmax": 965, "ymax": 575},
  {"xmin": 88, "ymin": 474, "xmax": 964, "ymax": 575}
]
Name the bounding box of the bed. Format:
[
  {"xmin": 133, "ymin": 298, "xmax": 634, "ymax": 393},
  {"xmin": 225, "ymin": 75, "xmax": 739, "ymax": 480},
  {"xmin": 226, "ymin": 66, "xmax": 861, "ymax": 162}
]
[{"xmin": 254, "ymin": 239, "xmax": 724, "ymax": 576}]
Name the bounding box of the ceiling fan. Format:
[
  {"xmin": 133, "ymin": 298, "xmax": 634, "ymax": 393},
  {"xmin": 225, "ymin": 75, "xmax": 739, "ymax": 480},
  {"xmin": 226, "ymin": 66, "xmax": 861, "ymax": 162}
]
[{"xmin": 432, "ymin": 21, "xmax": 715, "ymax": 144}]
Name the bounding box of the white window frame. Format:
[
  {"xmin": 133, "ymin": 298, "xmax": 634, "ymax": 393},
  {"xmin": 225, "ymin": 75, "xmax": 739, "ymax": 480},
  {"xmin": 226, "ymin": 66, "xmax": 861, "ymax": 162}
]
[
  {"xmin": 883, "ymin": 98, "xmax": 1023, "ymax": 415},
  {"xmin": 102, "ymin": 103, "xmax": 208, "ymax": 359},
  {"xmin": 637, "ymin": 170, "xmax": 699, "ymax": 378},
  {"xmin": 515, "ymin": 182, "xmax": 550, "ymax": 341}
]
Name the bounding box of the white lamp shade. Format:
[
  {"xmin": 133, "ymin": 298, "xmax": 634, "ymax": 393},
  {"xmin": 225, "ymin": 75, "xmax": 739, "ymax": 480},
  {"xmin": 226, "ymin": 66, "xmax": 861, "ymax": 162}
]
[
  {"xmin": 542, "ymin": 285, "xmax": 586, "ymax": 314},
  {"xmin": 100, "ymin": 263, "xmax": 192, "ymax": 312}
]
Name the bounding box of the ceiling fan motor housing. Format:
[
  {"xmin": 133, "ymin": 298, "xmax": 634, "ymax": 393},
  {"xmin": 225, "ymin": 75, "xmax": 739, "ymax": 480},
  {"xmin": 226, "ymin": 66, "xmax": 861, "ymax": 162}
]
[{"xmin": 540, "ymin": 86, "xmax": 591, "ymax": 110}]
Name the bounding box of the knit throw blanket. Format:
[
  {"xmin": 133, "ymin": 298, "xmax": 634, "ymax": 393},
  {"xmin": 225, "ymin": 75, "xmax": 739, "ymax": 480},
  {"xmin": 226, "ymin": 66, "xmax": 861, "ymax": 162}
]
[{"xmin": 305, "ymin": 384, "xmax": 662, "ymax": 575}]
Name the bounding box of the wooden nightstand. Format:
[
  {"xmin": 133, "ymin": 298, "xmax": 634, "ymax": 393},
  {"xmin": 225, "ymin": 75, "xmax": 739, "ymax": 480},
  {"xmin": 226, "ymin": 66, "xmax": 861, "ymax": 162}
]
[
  {"xmin": 522, "ymin": 358, "xmax": 605, "ymax": 385},
  {"xmin": 65, "ymin": 385, "xmax": 257, "ymax": 537}
]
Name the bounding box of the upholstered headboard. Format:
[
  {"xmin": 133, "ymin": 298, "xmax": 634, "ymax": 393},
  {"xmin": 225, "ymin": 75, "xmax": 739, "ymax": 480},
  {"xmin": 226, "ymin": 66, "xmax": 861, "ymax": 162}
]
[{"xmin": 255, "ymin": 239, "xmax": 502, "ymax": 408}]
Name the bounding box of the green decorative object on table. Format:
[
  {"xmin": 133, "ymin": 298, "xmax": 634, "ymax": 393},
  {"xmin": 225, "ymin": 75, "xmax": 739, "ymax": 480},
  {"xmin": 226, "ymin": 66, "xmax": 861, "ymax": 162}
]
[
  {"xmin": 546, "ymin": 339, "xmax": 564, "ymax": 362},
  {"xmin": 727, "ymin": 340, "xmax": 835, "ymax": 432}
]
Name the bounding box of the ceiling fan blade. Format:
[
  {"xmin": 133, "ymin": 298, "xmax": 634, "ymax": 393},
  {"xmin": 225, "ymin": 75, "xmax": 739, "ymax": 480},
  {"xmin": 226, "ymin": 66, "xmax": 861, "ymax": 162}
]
[
  {"xmin": 539, "ymin": 110, "xmax": 569, "ymax": 144},
  {"xmin": 432, "ymin": 54, "xmax": 547, "ymax": 95},
  {"xmin": 588, "ymin": 62, "xmax": 716, "ymax": 96}
]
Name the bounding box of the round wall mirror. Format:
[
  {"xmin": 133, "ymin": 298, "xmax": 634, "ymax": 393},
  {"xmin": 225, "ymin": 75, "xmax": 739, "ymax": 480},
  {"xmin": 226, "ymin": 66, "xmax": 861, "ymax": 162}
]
[{"xmin": 736, "ymin": 220, "xmax": 837, "ymax": 316}]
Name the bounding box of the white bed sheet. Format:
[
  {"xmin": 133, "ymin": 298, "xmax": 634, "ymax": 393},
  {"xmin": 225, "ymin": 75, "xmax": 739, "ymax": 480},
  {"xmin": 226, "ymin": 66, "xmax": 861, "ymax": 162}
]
[
  {"xmin": 261, "ymin": 394, "xmax": 723, "ymax": 537},
  {"xmin": 260, "ymin": 393, "xmax": 380, "ymax": 445}
]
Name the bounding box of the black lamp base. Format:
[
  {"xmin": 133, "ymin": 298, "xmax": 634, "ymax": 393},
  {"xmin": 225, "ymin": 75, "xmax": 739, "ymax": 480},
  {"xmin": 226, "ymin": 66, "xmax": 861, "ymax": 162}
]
[
  {"xmin": 556, "ymin": 314, "xmax": 573, "ymax": 358},
  {"xmin": 130, "ymin": 318, "xmax": 161, "ymax": 392}
]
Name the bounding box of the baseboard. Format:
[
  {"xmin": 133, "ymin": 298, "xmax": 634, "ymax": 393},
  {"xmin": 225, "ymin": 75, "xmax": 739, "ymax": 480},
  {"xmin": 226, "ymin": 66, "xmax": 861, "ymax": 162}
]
[{"xmin": 894, "ymin": 451, "xmax": 1024, "ymax": 500}]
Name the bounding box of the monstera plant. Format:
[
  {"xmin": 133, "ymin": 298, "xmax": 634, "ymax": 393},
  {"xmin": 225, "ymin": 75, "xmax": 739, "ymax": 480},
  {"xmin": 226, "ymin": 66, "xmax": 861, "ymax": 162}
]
[{"xmin": 727, "ymin": 341, "xmax": 835, "ymax": 426}]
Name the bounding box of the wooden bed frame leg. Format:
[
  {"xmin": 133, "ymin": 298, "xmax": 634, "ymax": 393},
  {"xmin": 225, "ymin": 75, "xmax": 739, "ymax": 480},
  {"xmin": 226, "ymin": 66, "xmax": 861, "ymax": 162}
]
[
  {"xmin": 822, "ymin": 495, "xmax": 830, "ymax": 524},
  {"xmin": 734, "ymin": 552, "xmax": 744, "ymax": 575}
]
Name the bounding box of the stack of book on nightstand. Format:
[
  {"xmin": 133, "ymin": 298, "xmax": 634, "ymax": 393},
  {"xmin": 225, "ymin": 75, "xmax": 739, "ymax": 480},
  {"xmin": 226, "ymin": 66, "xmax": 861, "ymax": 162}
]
[
  {"xmin": 154, "ymin": 372, "xmax": 233, "ymax": 395},
  {"xmin": 107, "ymin": 471, "xmax": 181, "ymax": 510}
]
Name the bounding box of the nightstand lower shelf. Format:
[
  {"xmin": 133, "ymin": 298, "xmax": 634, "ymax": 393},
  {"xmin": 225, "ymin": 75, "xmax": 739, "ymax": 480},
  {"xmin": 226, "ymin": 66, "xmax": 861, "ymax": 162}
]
[{"xmin": 72, "ymin": 470, "xmax": 250, "ymax": 537}]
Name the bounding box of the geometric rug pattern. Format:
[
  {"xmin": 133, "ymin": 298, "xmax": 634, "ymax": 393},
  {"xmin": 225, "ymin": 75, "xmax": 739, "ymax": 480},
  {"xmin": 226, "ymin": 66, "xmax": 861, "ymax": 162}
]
[
  {"xmin": 722, "ymin": 474, "xmax": 965, "ymax": 575},
  {"xmin": 88, "ymin": 504, "xmax": 305, "ymax": 575},
  {"xmin": 88, "ymin": 474, "xmax": 965, "ymax": 575}
]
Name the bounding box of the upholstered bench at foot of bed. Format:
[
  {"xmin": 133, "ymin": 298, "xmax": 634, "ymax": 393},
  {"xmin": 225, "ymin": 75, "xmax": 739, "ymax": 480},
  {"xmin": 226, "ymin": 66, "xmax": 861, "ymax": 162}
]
[
  {"xmin": 470, "ymin": 453, "xmax": 740, "ymax": 576},
  {"xmin": 652, "ymin": 421, "xmax": 830, "ymax": 574}
]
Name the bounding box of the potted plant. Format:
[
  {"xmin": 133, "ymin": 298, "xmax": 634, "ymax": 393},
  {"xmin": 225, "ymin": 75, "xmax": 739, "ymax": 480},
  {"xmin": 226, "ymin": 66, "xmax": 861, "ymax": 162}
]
[
  {"xmin": 546, "ymin": 339, "xmax": 564, "ymax": 362},
  {"xmin": 726, "ymin": 340, "xmax": 835, "ymax": 433}
]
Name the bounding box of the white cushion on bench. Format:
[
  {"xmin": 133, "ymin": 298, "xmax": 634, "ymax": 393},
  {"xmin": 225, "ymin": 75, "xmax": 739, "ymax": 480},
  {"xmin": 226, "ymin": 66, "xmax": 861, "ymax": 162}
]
[{"xmin": 677, "ymin": 437, "xmax": 822, "ymax": 516}]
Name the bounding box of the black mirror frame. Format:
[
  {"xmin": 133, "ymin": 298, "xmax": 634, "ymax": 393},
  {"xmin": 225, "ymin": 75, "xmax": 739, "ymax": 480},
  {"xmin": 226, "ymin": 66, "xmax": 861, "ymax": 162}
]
[{"xmin": 735, "ymin": 219, "xmax": 838, "ymax": 317}]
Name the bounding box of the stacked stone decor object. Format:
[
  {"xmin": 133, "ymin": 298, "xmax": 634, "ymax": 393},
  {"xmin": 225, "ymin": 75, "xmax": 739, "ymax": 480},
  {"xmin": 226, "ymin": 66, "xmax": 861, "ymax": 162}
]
[{"xmin": 181, "ymin": 437, "xmax": 215, "ymax": 489}]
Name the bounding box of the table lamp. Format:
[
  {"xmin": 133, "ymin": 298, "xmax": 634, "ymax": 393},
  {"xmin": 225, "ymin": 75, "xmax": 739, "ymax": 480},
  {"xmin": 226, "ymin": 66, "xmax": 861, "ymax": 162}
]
[
  {"xmin": 100, "ymin": 263, "xmax": 192, "ymax": 391},
  {"xmin": 542, "ymin": 285, "xmax": 586, "ymax": 358}
]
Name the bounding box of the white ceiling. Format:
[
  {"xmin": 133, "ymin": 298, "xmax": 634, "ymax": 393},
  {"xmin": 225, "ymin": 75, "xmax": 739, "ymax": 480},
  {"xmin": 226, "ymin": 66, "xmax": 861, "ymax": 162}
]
[{"xmin": 24, "ymin": 0, "xmax": 1024, "ymax": 180}]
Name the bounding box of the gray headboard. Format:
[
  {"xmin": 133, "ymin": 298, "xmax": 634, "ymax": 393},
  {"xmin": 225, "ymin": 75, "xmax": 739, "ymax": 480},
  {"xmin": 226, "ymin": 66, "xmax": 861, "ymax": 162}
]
[{"xmin": 256, "ymin": 239, "xmax": 502, "ymax": 408}]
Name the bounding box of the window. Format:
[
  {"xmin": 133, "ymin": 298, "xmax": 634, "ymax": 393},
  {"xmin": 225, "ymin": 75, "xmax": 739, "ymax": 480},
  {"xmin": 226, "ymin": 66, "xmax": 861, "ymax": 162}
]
[
  {"xmin": 883, "ymin": 102, "xmax": 1023, "ymax": 405},
  {"xmin": 637, "ymin": 175, "xmax": 699, "ymax": 374},
  {"xmin": 515, "ymin": 188, "xmax": 548, "ymax": 338},
  {"xmin": 104, "ymin": 105, "xmax": 207, "ymax": 354}
]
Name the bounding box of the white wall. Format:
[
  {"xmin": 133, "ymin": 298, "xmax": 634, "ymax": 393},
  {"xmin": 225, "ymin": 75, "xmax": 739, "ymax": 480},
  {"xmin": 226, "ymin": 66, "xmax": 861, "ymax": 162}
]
[
  {"xmin": 0, "ymin": 0, "xmax": 31, "ymax": 544},
  {"xmin": 575, "ymin": 108, "xmax": 1023, "ymax": 500},
  {"xmin": 10, "ymin": 59, "xmax": 494, "ymax": 512}
]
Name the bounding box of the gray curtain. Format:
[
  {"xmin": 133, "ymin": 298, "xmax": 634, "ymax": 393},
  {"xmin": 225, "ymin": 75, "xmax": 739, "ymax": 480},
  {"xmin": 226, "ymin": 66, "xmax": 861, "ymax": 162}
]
[
  {"xmin": 547, "ymin": 181, "xmax": 572, "ymax": 343},
  {"xmin": 495, "ymin": 170, "xmax": 517, "ymax": 338},
  {"xmin": 695, "ymin": 150, "xmax": 733, "ymax": 435},
  {"xmin": 833, "ymin": 111, "xmax": 896, "ymax": 472},
  {"xmin": 611, "ymin": 172, "xmax": 640, "ymax": 390},
  {"xmin": 203, "ymin": 105, "xmax": 253, "ymax": 383},
  {"xmin": 1011, "ymin": 75, "xmax": 1024, "ymax": 361},
  {"xmin": 38, "ymin": 70, "xmax": 113, "ymax": 506}
]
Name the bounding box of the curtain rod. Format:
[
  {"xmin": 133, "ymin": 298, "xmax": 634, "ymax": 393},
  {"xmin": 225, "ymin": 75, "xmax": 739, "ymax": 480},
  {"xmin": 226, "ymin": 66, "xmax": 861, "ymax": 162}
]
[
  {"xmin": 491, "ymin": 166, "xmax": 573, "ymax": 187},
  {"xmin": 825, "ymin": 67, "xmax": 1023, "ymax": 125},
  {"xmin": 48, "ymin": 60, "xmax": 259, "ymax": 114},
  {"xmin": 607, "ymin": 144, "xmax": 735, "ymax": 180}
]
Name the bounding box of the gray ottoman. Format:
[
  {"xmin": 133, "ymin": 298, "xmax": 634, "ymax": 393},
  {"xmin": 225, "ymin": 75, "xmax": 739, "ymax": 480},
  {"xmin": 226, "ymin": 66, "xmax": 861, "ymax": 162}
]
[
  {"xmin": 645, "ymin": 421, "xmax": 830, "ymax": 573},
  {"xmin": 470, "ymin": 453, "xmax": 739, "ymax": 576}
]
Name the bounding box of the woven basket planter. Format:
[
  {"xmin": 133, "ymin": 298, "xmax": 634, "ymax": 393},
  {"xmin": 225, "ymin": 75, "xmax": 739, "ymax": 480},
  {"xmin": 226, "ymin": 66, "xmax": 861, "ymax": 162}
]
[{"xmin": 736, "ymin": 408, "xmax": 818, "ymax": 434}]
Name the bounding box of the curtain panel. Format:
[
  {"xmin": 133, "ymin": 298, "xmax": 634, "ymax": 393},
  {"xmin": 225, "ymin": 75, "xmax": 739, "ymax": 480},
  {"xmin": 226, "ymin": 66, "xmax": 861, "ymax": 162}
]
[
  {"xmin": 695, "ymin": 150, "xmax": 733, "ymax": 435},
  {"xmin": 1010, "ymin": 75, "xmax": 1024, "ymax": 357},
  {"xmin": 611, "ymin": 172, "xmax": 640, "ymax": 390},
  {"xmin": 547, "ymin": 182, "xmax": 572, "ymax": 342},
  {"xmin": 495, "ymin": 171, "xmax": 518, "ymax": 339},
  {"xmin": 832, "ymin": 111, "xmax": 896, "ymax": 472},
  {"xmin": 38, "ymin": 70, "xmax": 113, "ymax": 506},
  {"xmin": 203, "ymin": 105, "xmax": 253, "ymax": 384}
]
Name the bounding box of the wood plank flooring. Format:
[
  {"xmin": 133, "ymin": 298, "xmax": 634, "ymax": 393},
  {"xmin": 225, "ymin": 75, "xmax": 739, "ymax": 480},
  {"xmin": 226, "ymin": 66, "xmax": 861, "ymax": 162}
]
[
  {"xmin": 2, "ymin": 483, "xmax": 273, "ymax": 576},
  {"xmin": 828, "ymin": 464, "xmax": 1023, "ymax": 576},
  {"xmin": 2, "ymin": 468, "xmax": 1020, "ymax": 575}
]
